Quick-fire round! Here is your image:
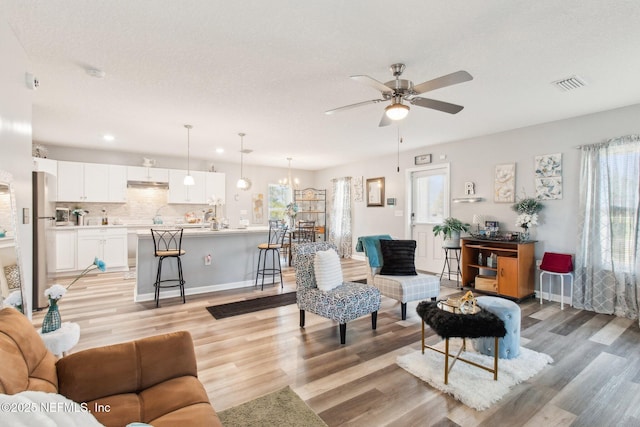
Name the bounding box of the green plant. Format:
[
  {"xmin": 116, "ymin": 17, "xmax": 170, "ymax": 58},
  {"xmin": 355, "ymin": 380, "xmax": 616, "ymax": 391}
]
[
  {"xmin": 432, "ymin": 217, "xmax": 470, "ymax": 239},
  {"xmin": 511, "ymin": 197, "xmax": 543, "ymax": 215}
]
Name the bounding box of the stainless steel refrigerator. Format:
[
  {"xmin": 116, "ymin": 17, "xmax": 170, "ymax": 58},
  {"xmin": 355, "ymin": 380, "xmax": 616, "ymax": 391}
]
[{"xmin": 32, "ymin": 171, "xmax": 56, "ymax": 309}]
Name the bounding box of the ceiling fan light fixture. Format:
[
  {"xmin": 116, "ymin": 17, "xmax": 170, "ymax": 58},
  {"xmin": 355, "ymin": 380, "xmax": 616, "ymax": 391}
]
[{"xmin": 385, "ymin": 103, "xmax": 410, "ymax": 120}]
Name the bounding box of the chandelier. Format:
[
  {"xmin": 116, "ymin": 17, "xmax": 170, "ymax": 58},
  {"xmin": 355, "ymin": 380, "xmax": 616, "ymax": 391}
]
[{"xmin": 278, "ymin": 157, "xmax": 299, "ymax": 189}]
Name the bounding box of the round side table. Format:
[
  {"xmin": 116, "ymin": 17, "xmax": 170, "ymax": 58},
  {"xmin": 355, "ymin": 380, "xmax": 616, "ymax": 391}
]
[{"xmin": 38, "ymin": 322, "xmax": 80, "ymax": 357}]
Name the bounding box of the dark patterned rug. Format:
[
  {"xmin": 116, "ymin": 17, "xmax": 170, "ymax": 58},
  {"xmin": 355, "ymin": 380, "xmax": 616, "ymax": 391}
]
[{"xmin": 206, "ymin": 293, "xmax": 298, "ymax": 319}]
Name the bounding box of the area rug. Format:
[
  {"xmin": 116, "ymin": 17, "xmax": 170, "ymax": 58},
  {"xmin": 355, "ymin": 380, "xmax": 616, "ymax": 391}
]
[
  {"xmin": 397, "ymin": 343, "xmax": 553, "ymax": 411},
  {"xmin": 206, "ymin": 292, "xmax": 297, "ymax": 319},
  {"xmin": 218, "ymin": 386, "xmax": 327, "ymax": 427}
]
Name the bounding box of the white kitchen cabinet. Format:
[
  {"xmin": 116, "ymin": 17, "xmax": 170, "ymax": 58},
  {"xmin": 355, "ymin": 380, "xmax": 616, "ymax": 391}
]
[
  {"xmin": 33, "ymin": 157, "xmax": 58, "ymax": 175},
  {"xmin": 168, "ymin": 169, "xmax": 206, "ymax": 204},
  {"xmin": 127, "ymin": 166, "xmax": 169, "ymax": 183},
  {"xmin": 108, "ymin": 165, "xmax": 127, "ymax": 202},
  {"xmin": 57, "ymin": 161, "xmax": 126, "ymax": 203},
  {"xmin": 77, "ymin": 228, "xmax": 128, "ymax": 270},
  {"xmin": 55, "ymin": 229, "xmax": 77, "ymax": 272},
  {"xmin": 205, "ymin": 172, "xmax": 225, "ymax": 202}
]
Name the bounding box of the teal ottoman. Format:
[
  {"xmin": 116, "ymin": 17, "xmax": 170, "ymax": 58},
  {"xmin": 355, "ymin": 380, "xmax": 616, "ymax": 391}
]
[{"xmin": 474, "ymin": 296, "xmax": 521, "ymax": 359}]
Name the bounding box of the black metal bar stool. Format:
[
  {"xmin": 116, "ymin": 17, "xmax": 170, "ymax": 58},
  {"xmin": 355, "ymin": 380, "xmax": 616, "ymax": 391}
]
[
  {"xmin": 255, "ymin": 224, "xmax": 288, "ymax": 290},
  {"xmin": 151, "ymin": 229, "xmax": 186, "ymax": 307},
  {"xmin": 440, "ymin": 246, "xmax": 462, "ymax": 287}
]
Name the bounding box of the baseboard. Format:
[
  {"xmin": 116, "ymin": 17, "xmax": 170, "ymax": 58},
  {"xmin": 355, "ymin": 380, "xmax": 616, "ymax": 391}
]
[{"xmin": 134, "ymin": 280, "xmax": 256, "ymax": 302}]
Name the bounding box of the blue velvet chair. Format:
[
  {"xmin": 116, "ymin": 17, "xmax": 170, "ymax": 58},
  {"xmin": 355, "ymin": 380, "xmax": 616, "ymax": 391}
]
[{"xmin": 295, "ymin": 242, "xmax": 381, "ymax": 344}]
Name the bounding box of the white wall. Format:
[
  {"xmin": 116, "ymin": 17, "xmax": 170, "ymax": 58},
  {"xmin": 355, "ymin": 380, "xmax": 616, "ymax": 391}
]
[
  {"xmin": 315, "ymin": 103, "xmax": 640, "ymax": 265},
  {"xmin": 0, "ymin": 20, "xmax": 34, "ymax": 315}
]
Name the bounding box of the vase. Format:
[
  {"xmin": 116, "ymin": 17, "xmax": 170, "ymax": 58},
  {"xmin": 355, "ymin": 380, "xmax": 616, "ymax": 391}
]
[
  {"xmin": 520, "ymin": 228, "xmax": 530, "ymax": 241},
  {"xmin": 42, "ymin": 298, "xmax": 62, "ymax": 333}
]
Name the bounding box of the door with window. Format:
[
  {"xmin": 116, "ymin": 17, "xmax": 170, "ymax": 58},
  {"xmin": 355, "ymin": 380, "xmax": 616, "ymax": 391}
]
[{"xmin": 409, "ymin": 164, "xmax": 450, "ymax": 273}]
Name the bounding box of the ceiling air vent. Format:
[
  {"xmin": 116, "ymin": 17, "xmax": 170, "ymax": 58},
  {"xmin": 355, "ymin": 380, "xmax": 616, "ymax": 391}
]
[{"xmin": 552, "ymin": 75, "xmax": 587, "ymax": 92}]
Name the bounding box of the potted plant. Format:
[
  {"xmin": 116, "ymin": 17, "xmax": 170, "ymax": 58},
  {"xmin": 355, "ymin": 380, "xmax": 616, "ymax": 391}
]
[{"xmin": 433, "ymin": 217, "xmax": 470, "ymax": 248}]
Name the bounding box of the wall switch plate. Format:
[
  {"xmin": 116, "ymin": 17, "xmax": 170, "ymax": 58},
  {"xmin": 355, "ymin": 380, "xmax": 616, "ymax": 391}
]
[{"xmin": 204, "ymin": 254, "xmax": 212, "ymax": 266}]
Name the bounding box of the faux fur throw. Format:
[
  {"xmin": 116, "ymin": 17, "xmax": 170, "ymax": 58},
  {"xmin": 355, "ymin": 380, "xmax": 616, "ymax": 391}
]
[{"xmin": 417, "ymin": 301, "xmax": 506, "ymax": 339}]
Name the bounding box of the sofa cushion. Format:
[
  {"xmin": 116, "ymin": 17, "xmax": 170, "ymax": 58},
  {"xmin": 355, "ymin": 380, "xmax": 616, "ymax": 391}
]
[
  {"xmin": 379, "ymin": 240, "xmax": 418, "ymax": 276},
  {"xmin": 314, "ymin": 249, "xmax": 343, "ymax": 291},
  {"xmin": 0, "ymin": 308, "xmax": 58, "ymax": 394}
]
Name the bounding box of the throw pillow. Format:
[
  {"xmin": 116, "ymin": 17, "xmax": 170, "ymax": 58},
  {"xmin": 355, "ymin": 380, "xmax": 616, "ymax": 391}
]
[
  {"xmin": 4, "ymin": 264, "xmax": 21, "ymax": 290},
  {"xmin": 379, "ymin": 240, "xmax": 418, "ymax": 276},
  {"xmin": 314, "ymin": 249, "xmax": 343, "ymax": 291}
]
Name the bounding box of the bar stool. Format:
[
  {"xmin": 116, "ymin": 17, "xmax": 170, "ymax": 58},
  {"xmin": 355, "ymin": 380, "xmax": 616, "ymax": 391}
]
[
  {"xmin": 440, "ymin": 246, "xmax": 462, "ymax": 286},
  {"xmin": 255, "ymin": 224, "xmax": 288, "ymax": 290},
  {"xmin": 151, "ymin": 229, "xmax": 186, "ymax": 308},
  {"xmin": 539, "ymin": 252, "xmax": 574, "ymax": 310}
]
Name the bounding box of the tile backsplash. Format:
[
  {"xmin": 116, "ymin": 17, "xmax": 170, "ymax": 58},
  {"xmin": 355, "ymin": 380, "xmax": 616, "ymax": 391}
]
[{"xmin": 56, "ymin": 187, "xmax": 225, "ymax": 225}]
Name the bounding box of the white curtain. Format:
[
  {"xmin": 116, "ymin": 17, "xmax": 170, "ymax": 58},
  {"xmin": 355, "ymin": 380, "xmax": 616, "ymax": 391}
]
[
  {"xmin": 329, "ymin": 177, "xmax": 352, "ymax": 257},
  {"xmin": 574, "ymin": 135, "xmax": 640, "ymax": 322}
]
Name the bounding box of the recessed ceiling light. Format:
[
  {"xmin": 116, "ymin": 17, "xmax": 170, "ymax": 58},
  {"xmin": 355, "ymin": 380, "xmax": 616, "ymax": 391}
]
[
  {"xmin": 215, "ymin": 148, "xmax": 224, "ymax": 154},
  {"xmin": 103, "ymin": 134, "xmax": 115, "ymax": 141}
]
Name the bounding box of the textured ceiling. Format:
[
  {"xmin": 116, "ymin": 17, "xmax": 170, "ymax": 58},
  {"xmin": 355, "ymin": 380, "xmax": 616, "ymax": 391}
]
[{"xmin": 3, "ymin": 0, "xmax": 640, "ymax": 170}]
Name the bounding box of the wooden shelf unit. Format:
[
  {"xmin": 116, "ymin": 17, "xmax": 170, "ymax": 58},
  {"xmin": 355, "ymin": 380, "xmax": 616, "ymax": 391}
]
[{"xmin": 461, "ymin": 237, "xmax": 536, "ymax": 300}]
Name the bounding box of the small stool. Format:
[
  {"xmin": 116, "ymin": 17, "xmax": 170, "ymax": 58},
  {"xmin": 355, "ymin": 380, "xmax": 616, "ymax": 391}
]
[
  {"xmin": 440, "ymin": 246, "xmax": 461, "ymax": 286},
  {"xmin": 38, "ymin": 322, "xmax": 80, "ymax": 357},
  {"xmin": 255, "ymin": 224, "xmax": 288, "ymax": 290},
  {"xmin": 474, "ymin": 296, "xmax": 521, "ymax": 359},
  {"xmin": 539, "ymin": 252, "xmax": 574, "ymax": 310},
  {"xmin": 151, "ymin": 229, "xmax": 186, "ymax": 308}
]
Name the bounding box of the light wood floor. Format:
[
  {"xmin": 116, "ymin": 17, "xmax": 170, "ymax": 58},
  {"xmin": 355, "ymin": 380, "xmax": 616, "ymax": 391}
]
[{"xmin": 33, "ymin": 259, "xmax": 640, "ymax": 426}]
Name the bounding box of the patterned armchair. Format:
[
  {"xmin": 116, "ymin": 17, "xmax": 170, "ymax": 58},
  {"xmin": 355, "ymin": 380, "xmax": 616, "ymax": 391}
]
[{"xmin": 295, "ymin": 242, "xmax": 381, "ymax": 344}]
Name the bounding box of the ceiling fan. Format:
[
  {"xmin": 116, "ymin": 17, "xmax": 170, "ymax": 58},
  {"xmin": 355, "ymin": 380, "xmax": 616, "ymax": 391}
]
[{"xmin": 325, "ymin": 63, "xmax": 473, "ymax": 127}]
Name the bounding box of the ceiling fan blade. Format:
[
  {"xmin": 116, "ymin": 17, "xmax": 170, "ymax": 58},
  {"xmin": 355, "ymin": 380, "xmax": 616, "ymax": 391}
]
[
  {"xmin": 378, "ymin": 112, "xmax": 392, "ymax": 127},
  {"xmin": 410, "ymin": 97, "xmax": 464, "ymax": 114},
  {"xmin": 412, "ymin": 70, "xmax": 473, "ymax": 95},
  {"xmin": 325, "ymin": 99, "xmax": 384, "ymax": 115},
  {"xmin": 350, "ymin": 75, "xmax": 393, "ymax": 94}
]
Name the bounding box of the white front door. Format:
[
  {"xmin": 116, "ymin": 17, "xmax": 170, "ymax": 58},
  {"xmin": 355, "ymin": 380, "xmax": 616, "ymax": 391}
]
[{"xmin": 407, "ymin": 164, "xmax": 450, "ymax": 274}]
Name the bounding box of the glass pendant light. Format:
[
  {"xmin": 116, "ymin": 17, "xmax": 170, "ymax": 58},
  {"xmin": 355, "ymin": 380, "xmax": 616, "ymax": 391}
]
[
  {"xmin": 183, "ymin": 124, "xmax": 195, "ymax": 186},
  {"xmin": 236, "ymin": 132, "xmax": 252, "ymax": 190}
]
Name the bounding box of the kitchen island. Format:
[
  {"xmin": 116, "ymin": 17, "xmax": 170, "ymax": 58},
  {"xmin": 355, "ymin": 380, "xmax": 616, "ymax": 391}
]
[{"xmin": 135, "ymin": 226, "xmax": 270, "ymax": 302}]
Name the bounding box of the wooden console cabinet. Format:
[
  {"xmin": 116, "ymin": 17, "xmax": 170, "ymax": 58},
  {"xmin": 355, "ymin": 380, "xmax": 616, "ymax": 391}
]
[{"xmin": 461, "ymin": 237, "xmax": 536, "ymax": 300}]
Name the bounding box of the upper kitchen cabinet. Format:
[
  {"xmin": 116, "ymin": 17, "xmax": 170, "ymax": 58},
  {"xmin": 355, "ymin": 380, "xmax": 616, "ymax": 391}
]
[
  {"xmin": 57, "ymin": 161, "xmax": 126, "ymax": 203},
  {"xmin": 33, "ymin": 157, "xmax": 58, "ymax": 175},
  {"xmin": 167, "ymin": 169, "xmax": 206, "ymax": 204},
  {"xmin": 127, "ymin": 166, "xmax": 169, "ymax": 183},
  {"xmin": 205, "ymin": 172, "xmax": 225, "ymax": 202}
]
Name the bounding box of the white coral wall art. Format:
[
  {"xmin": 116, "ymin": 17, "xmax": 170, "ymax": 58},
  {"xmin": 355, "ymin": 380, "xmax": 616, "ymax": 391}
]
[
  {"xmin": 494, "ymin": 163, "xmax": 516, "ymax": 203},
  {"xmin": 535, "ymin": 153, "xmax": 562, "ymax": 199}
]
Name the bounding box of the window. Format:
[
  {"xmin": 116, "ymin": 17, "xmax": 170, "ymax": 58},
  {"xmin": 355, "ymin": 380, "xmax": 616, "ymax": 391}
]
[{"xmin": 268, "ymin": 184, "xmax": 291, "ymax": 221}]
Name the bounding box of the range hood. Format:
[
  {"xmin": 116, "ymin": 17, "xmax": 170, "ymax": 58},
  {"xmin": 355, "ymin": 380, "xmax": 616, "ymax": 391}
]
[{"xmin": 127, "ymin": 180, "xmax": 169, "ymax": 189}]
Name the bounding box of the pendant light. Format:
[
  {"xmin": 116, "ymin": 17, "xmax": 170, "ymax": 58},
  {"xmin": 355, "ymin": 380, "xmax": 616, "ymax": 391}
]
[
  {"xmin": 236, "ymin": 132, "xmax": 252, "ymax": 190},
  {"xmin": 183, "ymin": 124, "xmax": 195, "ymax": 186}
]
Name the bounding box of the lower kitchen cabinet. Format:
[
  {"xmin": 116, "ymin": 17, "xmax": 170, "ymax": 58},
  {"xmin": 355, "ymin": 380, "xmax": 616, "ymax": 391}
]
[
  {"xmin": 55, "ymin": 229, "xmax": 77, "ymax": 272},
  {"xmin": 76, "ymin": 228, "xmax": 128, "ymax": 271}
]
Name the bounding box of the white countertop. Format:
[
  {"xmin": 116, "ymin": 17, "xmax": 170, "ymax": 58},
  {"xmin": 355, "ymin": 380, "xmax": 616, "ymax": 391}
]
[
  {"xmin": 54, "ymin": 223, "xmax": 267, "ymax": 231},
  {"xmin": 136, "ymin": 226, "xmax": 269, "ymax": 237}
]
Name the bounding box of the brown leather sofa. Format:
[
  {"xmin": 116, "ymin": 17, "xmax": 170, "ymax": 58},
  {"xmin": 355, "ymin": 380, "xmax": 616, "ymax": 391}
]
[{"xmin": 0, "ymin": 308, "xmax": 221, "ymax": 426}]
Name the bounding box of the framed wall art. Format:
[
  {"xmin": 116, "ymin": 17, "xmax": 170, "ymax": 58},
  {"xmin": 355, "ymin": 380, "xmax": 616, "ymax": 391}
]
[
  {"xmin": 494, "ymin": 163, "xmax": 515, "ymax": 203},
  {"xmin": 535, "ymin": 153, "xmax": 562, "ymax": 200},
  {"xmin": 366, "ymin": 177, "xmax": 385, "ymax": 207}
]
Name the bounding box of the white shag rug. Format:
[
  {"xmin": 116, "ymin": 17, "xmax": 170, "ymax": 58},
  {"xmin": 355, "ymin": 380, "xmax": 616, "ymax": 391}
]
[{"xmin": 397, "ymin": 342, "xmax": 553, "ymax": 411}]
